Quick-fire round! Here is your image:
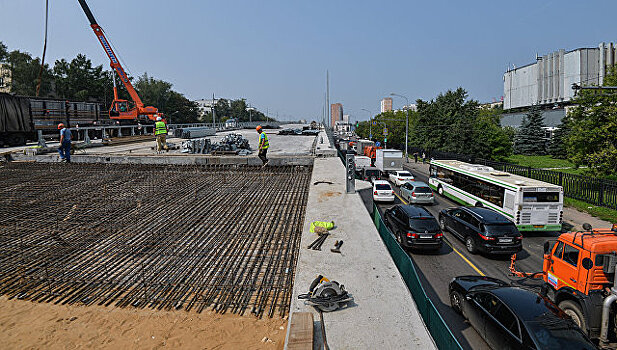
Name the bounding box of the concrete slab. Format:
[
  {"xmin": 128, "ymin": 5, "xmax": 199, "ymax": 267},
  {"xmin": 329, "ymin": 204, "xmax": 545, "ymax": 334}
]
[{"xmin": 285, "ymin": 157, "xmax": 435, "ymax": 350}]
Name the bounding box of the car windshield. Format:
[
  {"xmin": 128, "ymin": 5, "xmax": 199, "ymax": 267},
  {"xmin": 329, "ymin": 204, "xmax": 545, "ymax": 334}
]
[
  {"xmin": 409, "ymin": 218, "xmax": 440, "ymax": 232},
  {"xmin": 365, "ymin": 170, "xmax": 380, "ymax": 176},
  {"xmin": 526, "ymin": 320, "xmax": 595, "ymax": 350},
  {"xmin": 484, "ymin": 224, "xmax": 519, "ymax": 236},
  {"xmin": 398, "ymin": 172, "xmax": 412, "ymax": 177},
  {"xmin": 414, "ymin": 186, "xmax": 432, "ymax": 193},
  {"xmin": 376, "ymin": 184, "xmax": 391, "ymax": 190}
]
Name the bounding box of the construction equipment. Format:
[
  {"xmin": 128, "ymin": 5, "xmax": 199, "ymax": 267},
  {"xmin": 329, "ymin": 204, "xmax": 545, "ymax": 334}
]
[
  {"xmin": 330, "ymin": 241, "xmax": 343, "ymax": 254},
  {"xmin": 510, "ymin": 223, "xmax": 617, "ymax": 346},
  {"xmin": 77, "ymin": 0, "xmax": 162, "ymax": 123},
  {"xmin": 298, "ymin": 275, "xmax": 353, "ymax": 312}
]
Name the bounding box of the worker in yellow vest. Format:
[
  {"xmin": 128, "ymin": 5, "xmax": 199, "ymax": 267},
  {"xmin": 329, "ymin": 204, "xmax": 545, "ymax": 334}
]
[
  {"xmin": 154, "ymin": 116, "xmax": 168, "ymax": 153},
  {"xmin": 256, "ymin": 125, "xmax": 269, "ymax": 165},
  {"xmin": 310, "ymin": 221, "xmax": 335, "ymax": 233}
]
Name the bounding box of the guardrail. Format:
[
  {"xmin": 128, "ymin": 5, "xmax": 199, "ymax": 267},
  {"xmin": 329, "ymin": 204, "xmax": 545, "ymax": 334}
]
[{"xmin": 371, "ymin": 203, "xmax": 462, "ymax": 350}]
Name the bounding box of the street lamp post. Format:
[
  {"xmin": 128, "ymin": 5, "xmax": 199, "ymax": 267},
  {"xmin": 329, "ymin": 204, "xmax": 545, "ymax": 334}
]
[
  {"xmin": 360, "ymin": 108, "xmax": 373, "ymax": 140},
  {"xmin": 391, "ymin": 93, "xmax": 410, "ymax": 163},
  {"xmin": 380, "ymin": 121, "xmax": 387, "ymax": 149}
]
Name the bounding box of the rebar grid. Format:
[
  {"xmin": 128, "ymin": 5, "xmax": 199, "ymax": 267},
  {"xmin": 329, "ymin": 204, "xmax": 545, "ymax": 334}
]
[{"xmin": 0, "ymin": 162, "xmax": 311, "ymax": 318}]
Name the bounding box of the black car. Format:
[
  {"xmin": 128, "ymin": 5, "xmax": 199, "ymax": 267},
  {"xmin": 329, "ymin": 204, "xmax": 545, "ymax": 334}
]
[
  {"xmin": 438, "ymin": 206, "xmax": 522, "ymax": 254},
  {"xmin": 449, "ymin": 276, "xmax": 596, "ymax": 350},
  {"xmin": 383, "ymin": 205, "xmax": 443, "ymax": 251}
]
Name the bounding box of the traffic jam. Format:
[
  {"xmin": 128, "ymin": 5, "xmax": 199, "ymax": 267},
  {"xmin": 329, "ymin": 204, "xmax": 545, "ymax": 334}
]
[{"xmin": 337, "ymin": 136, "xmax": 617, "ymax": 349}]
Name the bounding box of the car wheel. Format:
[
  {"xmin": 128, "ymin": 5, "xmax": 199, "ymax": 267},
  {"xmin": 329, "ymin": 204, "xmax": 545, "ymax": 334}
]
[
  {"xmin": 559, "ymin": 300, "xmax": 587, "ymax": 333},
  {"xmin": 450, "ymin": 290, "xmax": 464, "ymax": 315},
  {"xmin": 439, "ymin": 217, "xmax": 448, "ymax": 232},
  {"xmin": 437, "ymin": 186, "xmax": 444, "ymax": 196},
  {"xmin": 465, "ymin": 236, "xmax": 477, "ymax": 254},
  {"xmin": 395, "ymin": 231, "xmax": 402, "ymax": 244}
]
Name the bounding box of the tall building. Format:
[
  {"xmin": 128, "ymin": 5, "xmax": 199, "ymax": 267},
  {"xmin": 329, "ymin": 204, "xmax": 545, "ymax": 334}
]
[
  {"xmin": 381, "ymin": 97, "xmax": 393, "ymax": 113},
  {"xmin": 504, "ymin": 42, "xmax": 617, "ymax": 110},
  {"xmin": 502, "ymin": 42, "xmax": 617, "ymax": 128},
  {"xmin": 330, "ymin": 103, "xmax": 343, "ymax": 127},
  {"xmin": 0, "ymin": 64, "xmax": 12, "ymax": 93}
]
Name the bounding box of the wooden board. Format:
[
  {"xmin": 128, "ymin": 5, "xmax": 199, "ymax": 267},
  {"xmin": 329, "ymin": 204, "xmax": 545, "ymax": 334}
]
[{"xmin": 286, "ymin": 312, "xmax": 314, "ymax": 350}]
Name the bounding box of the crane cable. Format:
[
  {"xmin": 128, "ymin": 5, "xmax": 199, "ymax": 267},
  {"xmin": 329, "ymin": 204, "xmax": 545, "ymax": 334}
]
[{"xmin": 35, "ymin": 0, "xmax": 49, "ymax": 97}]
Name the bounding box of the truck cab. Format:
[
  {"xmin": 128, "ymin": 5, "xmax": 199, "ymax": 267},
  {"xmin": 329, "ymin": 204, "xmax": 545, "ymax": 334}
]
[{"xmin": 542, "ymin": 225, "xmax": 617, "ymax": 343}]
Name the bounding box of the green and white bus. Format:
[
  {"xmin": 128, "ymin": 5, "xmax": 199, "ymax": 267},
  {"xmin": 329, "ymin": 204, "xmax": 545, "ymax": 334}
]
[{"xmin": 428, "ymin": 160, "xmax": 563, "ymax": 231}]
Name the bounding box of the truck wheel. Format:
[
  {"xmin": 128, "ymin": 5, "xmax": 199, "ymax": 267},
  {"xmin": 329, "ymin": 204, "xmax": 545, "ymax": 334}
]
[
  {"xmin": 558, "ymin": 300, "xmax": 587, "ymax": 333},
  {"xmin": 465, "ymin": 236, "xmax": 477, "ymax": 254}
]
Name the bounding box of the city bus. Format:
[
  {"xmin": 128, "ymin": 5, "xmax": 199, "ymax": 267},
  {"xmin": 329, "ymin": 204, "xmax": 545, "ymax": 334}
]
[{"xmin": 428, "ymin": 160, "xmax": 563, "ymax": 231}]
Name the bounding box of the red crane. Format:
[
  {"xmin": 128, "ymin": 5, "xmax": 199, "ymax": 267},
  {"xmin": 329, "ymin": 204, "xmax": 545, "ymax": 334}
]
[{"xmin": 78, "ymin": 0, "xmax": 161, "ymax": 123}]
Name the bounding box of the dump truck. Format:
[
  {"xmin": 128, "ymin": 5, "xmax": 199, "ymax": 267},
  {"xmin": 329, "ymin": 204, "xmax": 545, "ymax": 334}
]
[
  {"xmin": 375, "ymin": 149, "xmax": 403, "ymax": 175},
  {"xmin": 510, "ymin": 223, "xmax": 617, "ymax": 346},
  {"xmin": 0, "ymin": 93, "xmax": 36, "ymax": 147}
]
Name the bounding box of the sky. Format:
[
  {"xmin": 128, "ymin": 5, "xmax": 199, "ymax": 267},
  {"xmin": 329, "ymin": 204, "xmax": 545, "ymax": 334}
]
[{"xmin": 1, "ymin": 0, "xmax": 616, "ymax": 121}]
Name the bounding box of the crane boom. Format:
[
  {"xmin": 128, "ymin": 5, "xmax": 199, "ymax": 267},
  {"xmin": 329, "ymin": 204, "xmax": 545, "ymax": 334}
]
[{"xmin": 77, "ymin": 0, "xmax": 160, "ymax": 122}]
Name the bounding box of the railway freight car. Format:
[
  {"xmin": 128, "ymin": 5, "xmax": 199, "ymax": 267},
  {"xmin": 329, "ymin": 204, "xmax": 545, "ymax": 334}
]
[
  {"xmin": 29, "ymin": 97, "xmax": 106, "ymax": 130},
  {"xmin": 0, "ymin": 93, "xmax": 36, "ymax": 147}
]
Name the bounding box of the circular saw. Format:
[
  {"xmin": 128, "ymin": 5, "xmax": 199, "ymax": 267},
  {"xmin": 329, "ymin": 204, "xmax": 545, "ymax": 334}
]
[{"xmin": 298, "ymin": 275, "xmax": 353, "ymax": 312}]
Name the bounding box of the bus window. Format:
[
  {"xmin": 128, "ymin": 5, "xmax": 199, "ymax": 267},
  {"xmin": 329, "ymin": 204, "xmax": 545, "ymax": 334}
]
[{"xmin": 523, "ymin": 192, "xmax": 559, "ymax": 203}]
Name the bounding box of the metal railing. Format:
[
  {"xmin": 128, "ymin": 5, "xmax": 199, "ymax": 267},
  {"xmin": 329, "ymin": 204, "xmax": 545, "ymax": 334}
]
[{"xmin": 372, "ymin": 203, "xmax": 462, "ymax": 350}]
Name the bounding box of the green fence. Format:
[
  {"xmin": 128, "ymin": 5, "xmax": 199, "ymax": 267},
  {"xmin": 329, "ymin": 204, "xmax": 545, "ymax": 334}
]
[{"xmin": 372, "ymin": 203, "xmax": 462, "ymax": 350}]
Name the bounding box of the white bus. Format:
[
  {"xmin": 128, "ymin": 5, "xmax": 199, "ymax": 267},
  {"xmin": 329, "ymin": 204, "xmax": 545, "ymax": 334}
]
[{"xmin": 428, "ymin": 160, "xmax": 563, "ymax": 232}]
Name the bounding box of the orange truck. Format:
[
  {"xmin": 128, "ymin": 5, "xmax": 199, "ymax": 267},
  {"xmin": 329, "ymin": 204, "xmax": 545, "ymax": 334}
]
[
  {"xmin": 510, "ymin": 223, "xmax": 617, "ymax": 346},
  {"xmin": 363, "ymin": 145, "xmax": 382, "ymax": 164}
]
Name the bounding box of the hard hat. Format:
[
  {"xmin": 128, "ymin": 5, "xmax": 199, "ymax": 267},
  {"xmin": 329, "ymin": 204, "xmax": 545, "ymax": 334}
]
[
  {"xmin": 57, "ymin": 123, "xmax": 65, "ymax": 129},
  {"xmin": 256, "ymin": 125, "xmax": 262, "ymax": 131},
  {"xmin": 156, "ymin": 116, "xmax": 162, "ymax": 121}
]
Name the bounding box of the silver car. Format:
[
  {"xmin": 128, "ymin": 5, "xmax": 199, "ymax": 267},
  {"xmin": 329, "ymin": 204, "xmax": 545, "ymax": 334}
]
[{"xmin": 401, "ymin": 181, "xmax": 435, "ymax": 204}]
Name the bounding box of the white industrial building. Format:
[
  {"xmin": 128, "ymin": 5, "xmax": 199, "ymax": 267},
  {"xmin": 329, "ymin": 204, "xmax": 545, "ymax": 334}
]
[{"xmin": 503, "ymin": 42, "xmax": 617, "ymax": 110}]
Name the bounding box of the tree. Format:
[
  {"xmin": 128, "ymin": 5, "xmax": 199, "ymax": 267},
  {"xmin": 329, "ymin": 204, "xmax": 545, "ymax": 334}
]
[
  {"xmin": 6, "ymin": 50, "xmax": 52, "ymax": 96},
  {"xmin": 514, "ymin": 106, "xmax": 547, "ymax": 155},
  {"xmin": 135, "ymin": 73, "xmax": 172, "ymax": 110},
  {"xmin": 471, "ymin": 107, "xmax": 512, "ymax": 161},
  {"xmin": 566, "ymin": 83, "xmax": 617, "ymax": 176},
  {"xmin": 548, "ymin": 116, "xmax": 571, "ymax": 159},
  {"xmin": 0, "ymin": 41, "xmax": 7, "ymax": 62},
  {"xmin": 53, "ymin": 54, "xmax": 109, "ymax": 101}
]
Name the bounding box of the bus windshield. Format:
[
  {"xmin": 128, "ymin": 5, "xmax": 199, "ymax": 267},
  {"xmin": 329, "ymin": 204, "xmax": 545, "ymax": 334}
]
[{"xmin": 523, "ymin": 192, "xmax": 560, "ymax": 203}]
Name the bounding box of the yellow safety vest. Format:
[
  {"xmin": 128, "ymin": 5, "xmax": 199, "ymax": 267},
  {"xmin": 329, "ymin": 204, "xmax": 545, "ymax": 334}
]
[
  {"xmin": 260, "ymin": 132, "xmax": 269, "ymax": 149},
  {"xmin": 155, "ymin": 121, "xmax": 167, "ymax": 135},
  {"xmin": 310, "ymin": 221, "xmax": 334, "ymax": 233}
]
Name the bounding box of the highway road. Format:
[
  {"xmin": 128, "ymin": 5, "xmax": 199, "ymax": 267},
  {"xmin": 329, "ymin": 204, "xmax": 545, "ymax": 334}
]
[{"xmin": 358, "ymin": 161, "xmax": 566, "ymax": 350}]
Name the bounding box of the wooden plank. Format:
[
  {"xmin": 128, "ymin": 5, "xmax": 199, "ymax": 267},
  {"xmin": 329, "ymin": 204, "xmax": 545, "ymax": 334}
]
[{"xmin": 287, "ymin": 312, "xmax": 314, "ymax": 350}]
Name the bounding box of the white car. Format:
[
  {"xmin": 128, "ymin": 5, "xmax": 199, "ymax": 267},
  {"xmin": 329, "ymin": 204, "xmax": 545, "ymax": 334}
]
[
  {"xmin": 389, "ymin": 170, "xmax": 415, "ymax": 186},
  {"xmin": 373, "ymin": 180, "xmax": 395, "ymax": 202}
]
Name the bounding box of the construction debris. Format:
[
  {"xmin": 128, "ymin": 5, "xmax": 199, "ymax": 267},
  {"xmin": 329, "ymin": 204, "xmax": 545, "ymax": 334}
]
[
  {"xmin": 180, "ymin": 134, "xmax": 252, "ymax": 155},
  {"xmin": 0, "ymin": 162, "xmax": 311, "ymax": 318},
  {"xmin": 174, "ymin": 126, "xmax": 216, "ymax": 139}
]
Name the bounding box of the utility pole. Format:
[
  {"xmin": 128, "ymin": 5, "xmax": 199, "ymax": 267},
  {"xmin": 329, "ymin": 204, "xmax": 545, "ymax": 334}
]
[
  {"xmin": 326, "ymin": 70, "xmax": 330, "ymax": 127},
  {"xmin": 212, "ymin": 93, "xmax": 216, "ymax": 126},
  {"xmin": 391, "ymin": 93, "xmax": 410, "ymax": 163}
]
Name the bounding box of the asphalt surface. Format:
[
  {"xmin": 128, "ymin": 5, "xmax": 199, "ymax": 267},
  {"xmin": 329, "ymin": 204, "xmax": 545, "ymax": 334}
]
[{"xmin": 358, "ymin": 161, "xmax": 563, "ymax": 350}]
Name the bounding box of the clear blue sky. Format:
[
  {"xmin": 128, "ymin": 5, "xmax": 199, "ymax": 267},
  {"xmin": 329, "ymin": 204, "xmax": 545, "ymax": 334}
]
[{"xmin": 1, "ymin": 0, "xmax": 616, "ymax": 121}]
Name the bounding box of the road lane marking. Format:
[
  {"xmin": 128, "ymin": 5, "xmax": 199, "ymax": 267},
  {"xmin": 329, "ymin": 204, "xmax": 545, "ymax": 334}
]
[
  {"xmin": 443, "ymin": 239, "xmax": 486, "ymax": 276},
  {"xmin": 392, "ymin": 184, "xmax": 486, "ymax": 276}
]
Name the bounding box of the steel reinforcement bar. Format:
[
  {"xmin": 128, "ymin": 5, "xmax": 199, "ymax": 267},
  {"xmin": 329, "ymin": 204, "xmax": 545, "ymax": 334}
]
[{"xmin": 0, "ymin": 162, "xmax": 311, "ymax": 318}]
